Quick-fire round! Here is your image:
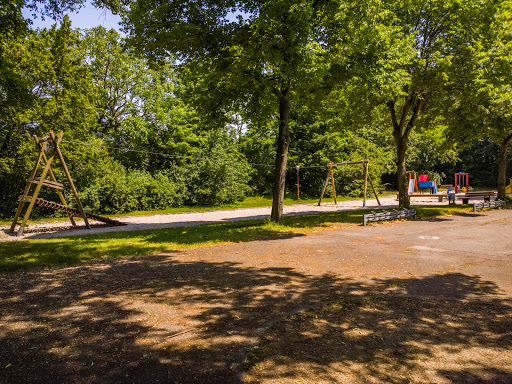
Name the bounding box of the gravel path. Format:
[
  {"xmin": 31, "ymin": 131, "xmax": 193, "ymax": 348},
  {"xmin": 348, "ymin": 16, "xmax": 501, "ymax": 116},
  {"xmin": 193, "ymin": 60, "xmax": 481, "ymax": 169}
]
[{"xmin": 1, "ymin": 195, "xmax": 438, "ymax": 241}]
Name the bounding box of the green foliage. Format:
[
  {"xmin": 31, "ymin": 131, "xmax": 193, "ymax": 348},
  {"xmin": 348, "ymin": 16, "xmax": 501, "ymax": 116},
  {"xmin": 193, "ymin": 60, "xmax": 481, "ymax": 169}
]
[
  {"xmin": 79, "ymin": 161, "xmax": 186, "ymax": 213},
  {"xmin": 0, "ymin": 18, "xmax": 96, "ymax": 217},
  {"xmin": 186, "ymin": 136, "xmax": 253, "ymax": 206},
  {"xmin": 2, "ymin": 1, "xmax": 511, "ymax": 219}
]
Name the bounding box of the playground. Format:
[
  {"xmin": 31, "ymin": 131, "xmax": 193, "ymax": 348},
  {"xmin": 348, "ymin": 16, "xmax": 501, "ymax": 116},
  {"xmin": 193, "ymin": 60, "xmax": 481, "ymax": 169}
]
[
  {"xmin": 1, "ymin": 208, "xmax": 511, "ymax": 383},
  {"xmin": 2, "ymin": 133, "xmax": 512, "ymax": 383},
  {"xmin": 5, "ymin": 132, "xmax": 511, "ymax": 242}
]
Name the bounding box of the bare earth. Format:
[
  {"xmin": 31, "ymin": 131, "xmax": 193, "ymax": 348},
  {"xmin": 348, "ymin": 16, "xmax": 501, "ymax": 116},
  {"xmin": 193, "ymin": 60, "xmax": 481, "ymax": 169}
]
[{"xmin": 1, "ymin": 197, "xmax": 511, "ymax": 383}]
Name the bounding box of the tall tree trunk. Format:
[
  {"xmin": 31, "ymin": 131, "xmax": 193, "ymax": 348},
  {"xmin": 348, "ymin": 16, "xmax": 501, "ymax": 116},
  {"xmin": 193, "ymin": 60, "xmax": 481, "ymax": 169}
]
[
  {"xmin": 497, "ymin": 134, "xmax": 512, "ymax": 200},
  {"xmin": 395, "ymin": 135, "xmax": 410, "ymax": 208},
  {"xmin": 271, "ymin": 85, "xmax": 291, "ymax": 223},
  {"xmin": 387, "ymin": 94, "xmax": 424, "ymax": 209}
]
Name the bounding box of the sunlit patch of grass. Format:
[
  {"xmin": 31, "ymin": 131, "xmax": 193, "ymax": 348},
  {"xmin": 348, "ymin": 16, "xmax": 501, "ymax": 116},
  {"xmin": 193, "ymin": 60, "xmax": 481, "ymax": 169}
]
[
  {"xmin": 0, "ymin": 203, "xmax": 490, "ymax": 273},
  {"xmin": 414, "ymin": 205, "xmax": 472, "ymax": 219}
]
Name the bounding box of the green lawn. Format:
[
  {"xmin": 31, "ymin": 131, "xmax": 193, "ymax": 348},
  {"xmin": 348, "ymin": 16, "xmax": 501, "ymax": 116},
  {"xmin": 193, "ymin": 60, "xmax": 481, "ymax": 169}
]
[{"xmin": 0, "ymin": 205, "xmax": 474, "ymax": 273}]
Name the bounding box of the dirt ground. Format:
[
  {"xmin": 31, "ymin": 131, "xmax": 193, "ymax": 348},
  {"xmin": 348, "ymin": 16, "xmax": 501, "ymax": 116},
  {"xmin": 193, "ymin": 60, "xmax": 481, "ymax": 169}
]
[
  {"xmin": 1, "ymin": 206, "xmax": 511, "ymax": 383},
  {"xmin": 244, "ymin": 297, "xmax": 512, "ymax": 384}
]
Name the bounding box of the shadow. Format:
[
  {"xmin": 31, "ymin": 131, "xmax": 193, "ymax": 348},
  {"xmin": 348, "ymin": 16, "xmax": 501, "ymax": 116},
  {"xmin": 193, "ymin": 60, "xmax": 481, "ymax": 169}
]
[
  {"xmin": 246, "ymin": 293, "xmax": 512, "ymax": 384},
  {"xmin": 424, "ymin": 217, "xmax": 454, "ymax": 222},
  {"xmin": 0, "ymin": 252, "xmax": 511, "ymax": 383},
  {"xmin": 438, "ymin": 368, "xmax": 512, "ymax": 383},
  {"xmin": 391, "ymin": 273, "xmax": 503, "ymax": 299},
  {"xmin": 242, "ymin": 274, "xmax": 512, "ymax": 383}
]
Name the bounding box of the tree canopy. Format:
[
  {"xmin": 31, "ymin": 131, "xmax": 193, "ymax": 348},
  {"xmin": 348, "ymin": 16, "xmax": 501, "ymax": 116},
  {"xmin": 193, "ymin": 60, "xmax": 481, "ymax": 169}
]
[
  {"xmin": 121, "ymin": 0, "xmax": 397, "ymax": 221},
  {"xmin": 1, "ymin": 0, "xmax": 511, "ymax": 220}
]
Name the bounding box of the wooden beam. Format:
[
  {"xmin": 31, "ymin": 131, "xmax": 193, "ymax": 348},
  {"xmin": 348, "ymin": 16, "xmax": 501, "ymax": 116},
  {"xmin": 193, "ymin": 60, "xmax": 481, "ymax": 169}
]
[
  {"xmin": 9, "ymin": 137, "xmax": 47, "ymax": 234},
  {"xmin": 26, "ymin": 177, "xmax": 64, "ymax": 190},
  {"xmin": 50, "ymin": 132, "xmax": 90, "ymax": 229},
  {"xmin": 332, "ymin": 160, "xmax": 368, "ymax": 166},
  {"xmin": 317, "ymin": 170, "xmax": 330, "ymax": 206},
  {"xmin": 329, "ymin": 162, "xmax": 337, "ymax": 205}
]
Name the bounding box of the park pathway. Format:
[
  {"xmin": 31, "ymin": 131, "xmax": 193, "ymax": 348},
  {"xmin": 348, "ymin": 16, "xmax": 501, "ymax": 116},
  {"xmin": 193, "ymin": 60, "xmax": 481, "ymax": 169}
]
[
  {"xmin": 0, "ymin": 208, "xmax": 511, "ymax": 383},
  {"xmin": 1, "ymin": 194, "xmax": 449, "ymax": 241}
]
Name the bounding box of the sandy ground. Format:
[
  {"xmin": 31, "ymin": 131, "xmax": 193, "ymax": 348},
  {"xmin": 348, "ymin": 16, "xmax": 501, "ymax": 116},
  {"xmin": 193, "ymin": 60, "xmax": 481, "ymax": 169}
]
[
  {"xmin": 0, "ymin": 200, "xmax": 511, "ymax": 383},
  {"xmin": 1, "ymin": 195, "xmax": 450, "ymax": 241}
]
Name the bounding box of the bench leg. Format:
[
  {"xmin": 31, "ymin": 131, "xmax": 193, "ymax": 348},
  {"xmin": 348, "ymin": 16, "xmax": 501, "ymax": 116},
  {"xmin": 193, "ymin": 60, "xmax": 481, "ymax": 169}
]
[
  {"xmin": 462, "ymin": 198, "xmax": 469, "ymax": 204},
  {"xmin": 438, "ymin": 196, "xmax": 443, "ymax": 202}
]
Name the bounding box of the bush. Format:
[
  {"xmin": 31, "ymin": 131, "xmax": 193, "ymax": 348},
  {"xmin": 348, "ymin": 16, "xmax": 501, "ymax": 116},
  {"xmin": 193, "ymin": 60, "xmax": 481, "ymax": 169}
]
[
  {"xmin": 78, "ymin": 159, "xmax": 187, "ymax": 213},
  {"xmin": 186, "ymin": 143, "xmax": 253, "ymax": 206}
]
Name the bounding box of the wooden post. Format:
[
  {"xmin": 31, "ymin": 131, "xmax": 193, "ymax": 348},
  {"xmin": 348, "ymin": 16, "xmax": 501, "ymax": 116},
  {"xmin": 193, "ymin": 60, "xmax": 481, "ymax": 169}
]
[
  {"xmin": 50, "ymin": 132, "xmax": 91, "ymax": 229},
  {"xmin": 363, "ymin": 161, "xmax": 368, "ymax": 207},
  {"xmin": 318, "ymin": 168, "xmax": 331, "ymax": 206},
  {"xmin": 367, "ymin": 163, "xmax": 381, "ymax": 206},
  {"xmin": 329, "ymin": 162, "xmax": 337, "ymax": 205},
  {"xmin": 296, "ymin": 165, "xmax": 300, "ymax": 201},
  {"xmin": 9, "ymin": 137, "xmax": 47, "ymax": 233},
  {"xmin": 17, "ymin": 141, "xmax": 56, "ymax": 236}
]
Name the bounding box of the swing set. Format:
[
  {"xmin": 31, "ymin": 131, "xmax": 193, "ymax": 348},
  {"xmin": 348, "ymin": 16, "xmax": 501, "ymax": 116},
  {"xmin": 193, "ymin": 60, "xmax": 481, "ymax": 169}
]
[
  {"xmin": 317, "ymin": 160, "xmax": 381, "ymax": 207},
  {"xmin": 9, "ymin": 132, "xmax": 125, "ymax": 237}
]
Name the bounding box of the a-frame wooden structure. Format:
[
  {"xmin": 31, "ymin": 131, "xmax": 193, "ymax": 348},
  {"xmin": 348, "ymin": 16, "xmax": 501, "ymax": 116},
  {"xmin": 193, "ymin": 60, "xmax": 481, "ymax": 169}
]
[
  {"xmin": 317, "ymin": 160, "xmax": 381, "ymax": 207},
  {"xmin": 10, "ymin": 132, "xmax": 124, "ymax": 237},
  {"xmin": 9, "ymin": 132, "xmax": 90, "ymax": 236}
]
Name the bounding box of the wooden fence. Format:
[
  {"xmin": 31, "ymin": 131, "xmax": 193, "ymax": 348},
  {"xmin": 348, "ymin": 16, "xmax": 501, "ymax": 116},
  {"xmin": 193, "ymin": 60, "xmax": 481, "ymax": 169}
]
[{"xmin": 363, "ymin": 209, "xmax": 417, "ymax": 226}]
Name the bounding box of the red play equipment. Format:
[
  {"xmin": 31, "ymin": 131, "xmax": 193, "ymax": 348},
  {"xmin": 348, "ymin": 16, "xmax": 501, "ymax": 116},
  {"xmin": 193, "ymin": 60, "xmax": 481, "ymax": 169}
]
[{"xmin": 454, "ymin": 172, "xmax": 469, "ymax": 193}]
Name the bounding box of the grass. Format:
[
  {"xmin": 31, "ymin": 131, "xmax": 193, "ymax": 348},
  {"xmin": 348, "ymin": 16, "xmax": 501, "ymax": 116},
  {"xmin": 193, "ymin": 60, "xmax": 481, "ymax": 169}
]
[{"xmin": 0, "ymin": 204, "xmax": 476, "ymax": 273}]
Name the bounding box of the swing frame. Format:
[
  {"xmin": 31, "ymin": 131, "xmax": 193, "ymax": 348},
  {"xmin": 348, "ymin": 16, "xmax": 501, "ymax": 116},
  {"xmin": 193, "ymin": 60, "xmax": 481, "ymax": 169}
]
[
  {"xmin": 317, "ymin": 160, "xmax": 381, "ymax": 207},
  {"xmin": 9, "ymin": 131, "xmax": 91, "ymax": 236}
]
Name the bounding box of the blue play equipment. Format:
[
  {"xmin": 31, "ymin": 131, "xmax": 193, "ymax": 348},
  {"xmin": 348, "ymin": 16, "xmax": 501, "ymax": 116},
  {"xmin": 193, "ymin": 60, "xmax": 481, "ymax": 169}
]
[{"xmin": 418, "ymin": 175, "xmax": 438, "ymax": 194}]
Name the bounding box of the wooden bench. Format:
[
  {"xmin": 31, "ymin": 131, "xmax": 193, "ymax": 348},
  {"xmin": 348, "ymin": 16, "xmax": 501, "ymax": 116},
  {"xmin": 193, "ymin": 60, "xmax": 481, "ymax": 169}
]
[
  {"xmin": 473, "ymin": 200, "xmax": 505, "ymax": 211},
  {"xmin": 396, "ymin": 194, "xmax": 445, "ymax": 202},
  {"xmin": 462, "ymin": 191, "xmax": 496, "ymax": 204},
  {"xmin": 363, "ymin": 209, "xmax": 416, "ymax": 226}
]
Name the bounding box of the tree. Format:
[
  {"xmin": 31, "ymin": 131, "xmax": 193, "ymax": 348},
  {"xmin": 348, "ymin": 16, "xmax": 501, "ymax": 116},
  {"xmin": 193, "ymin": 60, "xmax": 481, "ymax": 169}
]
[
  {"xmin": 381, "ymin": 0, "xmax": 496, "ymax": 207},
  {"xmin": 481, "ymin": 1, "xmax": 512, "ymax": 199},
  {"xmin": 0, "ymin": 17, "xmax": 97, "ymax": 216},
  {"xmin": 446, "ymin": 0, "xmax": 512, "ymax": 199},
  {"xmin": 83, "ymin": 27, "xmax": 150, "ymax": 134},
  {"xmin": 120, "ymin": 0, "xmax": 383, "ymax": 222}
]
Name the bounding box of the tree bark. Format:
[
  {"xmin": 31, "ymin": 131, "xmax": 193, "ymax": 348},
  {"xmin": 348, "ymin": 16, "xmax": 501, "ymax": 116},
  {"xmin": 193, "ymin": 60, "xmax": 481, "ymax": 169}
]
[
  {"xmin": 388, "ymin": 95, "xmax": 424, "ymax": 209},
  {"xmin": 497, "ymin": 134, "xmax": 512, "ymax": 200},
  {"xmin": 395, "ymin": 133, "xmax": 410, "ymax": 209},
  {"xmin": 271, "ymin": 85, "xmax": 291, "ymax": 223}
]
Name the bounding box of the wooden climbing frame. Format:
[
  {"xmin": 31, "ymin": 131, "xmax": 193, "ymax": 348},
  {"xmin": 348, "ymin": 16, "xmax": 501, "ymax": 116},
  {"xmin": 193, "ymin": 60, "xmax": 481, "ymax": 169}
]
[
  {"xmin": 9, "ymin": 132, "xmax": 123, "ymax": 237},
  {"xmin": 317, "ymin": 160, "xmax": 381, "ymax": 207}
]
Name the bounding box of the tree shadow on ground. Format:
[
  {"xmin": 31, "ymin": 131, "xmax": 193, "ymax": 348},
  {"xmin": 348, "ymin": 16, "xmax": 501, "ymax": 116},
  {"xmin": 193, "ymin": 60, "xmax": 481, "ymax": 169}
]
[
  {"xmin": 246, "ymin": 273, "xmax": 512, "ymax": 383},
  {"xmin": 0, "ymin": 256, "xmax": 510, "ymax": 383}
]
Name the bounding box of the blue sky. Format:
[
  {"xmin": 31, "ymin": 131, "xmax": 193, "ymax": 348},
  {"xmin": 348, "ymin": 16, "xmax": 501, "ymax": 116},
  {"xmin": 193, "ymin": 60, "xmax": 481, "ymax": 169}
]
[{"xmin": 24, "ymin": 2, "xmax": 122, "ymax": 31}]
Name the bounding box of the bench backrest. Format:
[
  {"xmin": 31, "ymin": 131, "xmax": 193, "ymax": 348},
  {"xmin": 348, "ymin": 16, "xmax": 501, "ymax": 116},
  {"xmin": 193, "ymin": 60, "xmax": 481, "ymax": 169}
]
[{"xmin": 465, "ymin": 191, "xmax": 495, "ymax": 197}]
